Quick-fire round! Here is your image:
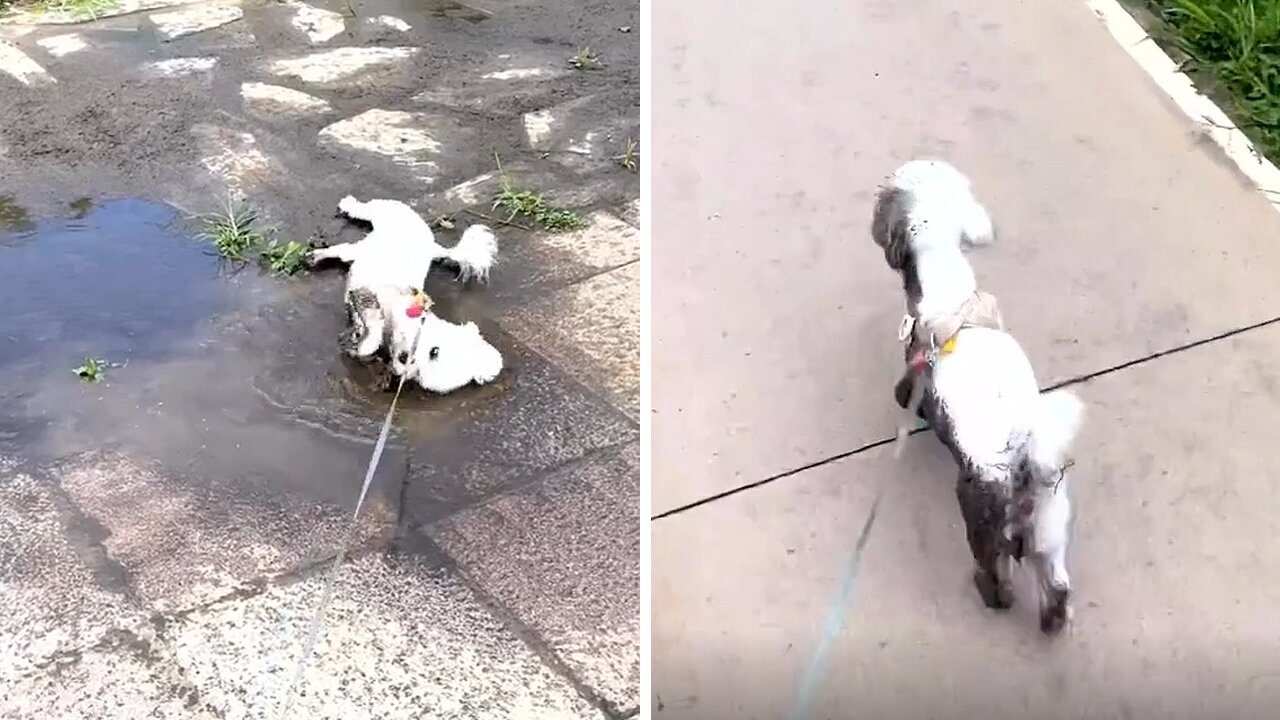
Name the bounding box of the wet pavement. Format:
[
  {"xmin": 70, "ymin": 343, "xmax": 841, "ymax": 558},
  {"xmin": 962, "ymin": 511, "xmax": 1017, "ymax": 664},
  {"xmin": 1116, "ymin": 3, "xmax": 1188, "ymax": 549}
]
[
  {"xmin": 652, "ymin": 0, "xmax": 1280, "ymax": 717},
  {"xmin": 0, "ymin": 0, "xmax": 637, "ymax": 716}
]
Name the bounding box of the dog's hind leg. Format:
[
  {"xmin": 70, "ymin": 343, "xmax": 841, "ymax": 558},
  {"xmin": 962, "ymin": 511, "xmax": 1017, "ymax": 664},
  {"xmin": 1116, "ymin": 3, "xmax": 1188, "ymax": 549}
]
[
  {"xmin": 1030, "ymin": 477, "xmax": 1073, "ymax": 634},
  {"xmin": 956, "ymin": 471, "xmax": 1015, "ymax": 610}
]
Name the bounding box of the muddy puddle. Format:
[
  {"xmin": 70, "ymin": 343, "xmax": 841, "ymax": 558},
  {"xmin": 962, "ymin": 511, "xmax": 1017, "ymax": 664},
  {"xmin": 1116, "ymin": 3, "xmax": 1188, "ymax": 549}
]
[{"xmin": 0, "ymin": 197, "xmax": 518, "ymax": 524}]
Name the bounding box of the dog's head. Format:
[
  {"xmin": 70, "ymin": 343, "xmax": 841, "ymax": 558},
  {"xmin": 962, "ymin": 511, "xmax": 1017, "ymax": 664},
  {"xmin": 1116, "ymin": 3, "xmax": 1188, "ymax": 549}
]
[
  {"xmin": 871, "ymin": 185, "xmax": 914, "ymax": 272},
  {"xmin": 402, "ymin": 318, "xmax": 503, "ymax": 394}
]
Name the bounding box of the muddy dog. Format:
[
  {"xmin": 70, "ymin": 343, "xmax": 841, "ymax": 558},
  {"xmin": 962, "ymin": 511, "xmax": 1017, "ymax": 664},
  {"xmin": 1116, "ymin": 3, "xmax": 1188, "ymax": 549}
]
[
  {"xmin": 871, "ymin": 159, "xmax": 1084, "ymax": 634},
  {"xmin": 308, "ymin": 196, "xmax": 503, "ymax": 394}
]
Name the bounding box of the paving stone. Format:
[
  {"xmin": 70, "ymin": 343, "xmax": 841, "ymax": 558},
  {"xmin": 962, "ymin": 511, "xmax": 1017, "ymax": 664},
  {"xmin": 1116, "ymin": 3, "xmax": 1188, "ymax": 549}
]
[
  {"xmin": 433, "ymin": 163, "xmax": 610, "ymax": 217},
  {"xmin": 150, "ymin": 2, "xmax": 244, "ymax": 41},
  {"xmin": 367, "ymin": 14, "xmax": 411, "ymax": 32},
  {"xmin": 290, "ymin": 1, "xmax": 345, "ymax": 44},
  {"xmin": 144, "ymin": 56, "xmax": 218, "ymax": 77},
  {"xmin": 503, "ymin": 262, "xmax": 639, "ymax": 418},
  {"xmin": 240, "ymin": 81, "xmax": 332, "ymax": 118},
  {"xmin": 0, "ymin": 461, "xmax": 140, "ymax": 685},
  {"xmin": 537, "ymin": 211, "xmax": 639, "ymax": 270},
  {"xmin": 521, "ymin": 93, "xmax": 638, "ymax": 166},
  {"xmin": 431, "ymin": 442, "xmax": 640, "ymax": 715},
  {"xmin": 0, "ymin": 637, "xmax": 214, "ymax": 719},
  {"xmin": 168, "ymin": 552, "xmax": 605, "ymax": 720},
  {"xmin": 54, "ymin": 450, "xmax": 402, "ymax": 613},
  {"xmin": 36, "ymin": 33, "xmax": 87, "ymax": 57},
  {"xmin": 618, "ymin": 197, "xmax": 639, "ymax": 228},
  {"xmin": 0, "ymin": 40, "xmax": 54, "ymax": 86},
  {"xmin": 413, "ymin": 47, "xmax": 570, "ymax": 113},
  {"xmin": 269, "ymin": 46, "xmax": 418, "ymax": 84},
  {"xmin": 192, "ymin": 123, "xmax": 275, "ymax": 194},
  {"xmin": 400, "ymin": 336, "xmax": 636, "ymax": 524},
  {"xmin": 318, "ymin": 108, "xmax": 475, "ymax": 187}
]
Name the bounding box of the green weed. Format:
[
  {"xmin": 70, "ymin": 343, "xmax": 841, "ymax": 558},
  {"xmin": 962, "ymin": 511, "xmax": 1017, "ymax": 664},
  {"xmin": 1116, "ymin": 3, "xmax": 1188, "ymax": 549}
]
[
  {"xmin": 73, "ymin": 357, "xmax": 108, "ymax": 383},
  {"xmin": 569, "ymin": 47, "xmax": 601, "ymax": 71},
  {"xmin": 34, "ymin": 0, "xmax": 116, "ymax": 18},
  {"xmin": 1149, "ymin": 0, "xmax": 1280, "ymax": 160},
  {"xmin": 260, "ymin": 239, "xmax": 309, "ymax": 276},
  {"xmin": 614, "ymin": 136, "xmax": 638, "ymax": 172},
  {"xmin": 198, "ymin": 198, "xmax": 266, "ymax": 262},
  {"xmin": 491, "ymin": 153, "xmax": 586, "ymax": 232}
]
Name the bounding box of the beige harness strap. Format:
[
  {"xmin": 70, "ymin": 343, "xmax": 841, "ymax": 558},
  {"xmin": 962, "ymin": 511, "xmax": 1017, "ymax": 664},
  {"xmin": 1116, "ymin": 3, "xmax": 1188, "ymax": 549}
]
[{"xmin": 916, "ymin": 290, "xmax": 1003, "ymax": 349}]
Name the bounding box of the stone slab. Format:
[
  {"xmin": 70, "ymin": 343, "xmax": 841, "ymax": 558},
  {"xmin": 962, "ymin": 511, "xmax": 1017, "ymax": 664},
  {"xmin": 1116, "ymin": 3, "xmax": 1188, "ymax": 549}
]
[
  {"xmin": 269, "ymin": 46, "xmax": 417, "ymax": 84},
  {"xmin": 0, "ymin": 636, "xmax": 214, "ymax": 719},
  {"xmin": 651, "ymin": 0, "xmax": 1280, "ymax": 513},
  {"xmin": 240, "ymin": 81, "xmax": 332, "ymax": 118},
  {"xmin": 431, "ymin": 442, "xmax": 640, "ymax": 715},
  {"xmin": 413, "ymin": 46, "xmax": 571, "ymax": 114},
  {"xmin": 0, "ymin": 39, "xmax": 54, "ymax": 85},
  {"xmin": 653, "ymin": 323, "xmax": 1280, "ymax": 718},
  {"xmin": 503, "ymin": 262, "xmax": 640, "ymax": 419},
  {"xmin": 289, "ymin": 1, "xmax": 344, "ymax": 44},
  {"xmin": 168, "ymin": 552, "xmax": 605, "ymax": 719},
  {"xmin": 150, "ymin": 2, "xmax": 243, "ymax": 41},
  {"xmin": 399, "ymin": 334, "xmax": 636, "ymax": 525},
  {"xmin": 36, "ymin": 33, "xmax": 87, "ymax": 57},
  {"xmin": 318, "ymin": 108, "xmax": 475, "ymax": 187},
  {"xmin": 0, "ymin": 461, "xmax": 140, "ymax": 685},
  {"xmin": 54, "ymin": 449, "xmax": 402, "ymax": 613}
]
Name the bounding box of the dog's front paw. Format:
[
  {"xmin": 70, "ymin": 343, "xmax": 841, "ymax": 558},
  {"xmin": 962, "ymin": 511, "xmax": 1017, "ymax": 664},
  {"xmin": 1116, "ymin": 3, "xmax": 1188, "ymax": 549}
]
[
  {"xmin": 1039, "ymin": 587, "xmax": 1072, "ymax": 635},
  {"xmin": 304, "ymin": 249, "xmax": 326, "ymax": 268},
  {"xmin": 337, "ymin": 195, "xmax": 360, "ymax": 217},
  {"xmin": 974, "ymin": 568, "xmax": 1015, "ymax": 611},
  {"xmin": 473, "ymin": 367, "xmax": 501, "ymax": 386}
]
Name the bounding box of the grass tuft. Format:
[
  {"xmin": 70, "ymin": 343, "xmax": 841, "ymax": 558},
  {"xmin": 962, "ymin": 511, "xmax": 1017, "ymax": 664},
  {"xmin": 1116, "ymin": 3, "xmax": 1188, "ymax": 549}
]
[
  {"xmin": 614, "ymin": 136, "xmax": 638, "ymax": 172},
  {"xmin": 491, "ymin": 153, "xmax": 586, "ymax": 232},
  {"xmin": 569, "ymin": 47, "xmax": 601, "ymax": 71},
  {"xmin": 260, "ymin": 239, "xmax": 309, "ymax": 276},
  {"xmin": 73, "ymin": 357, "xmax": 108, "ymax": 383},
  {"xmin": 1149, "ymin": 0, "xmax": 1280, "ymax": 159},
  {"xmin": 198, "ymin": 198, "xmax": 265, "ymax": 262},
  {"xmin": 33, "ymin": 0, "xmax": 116, "ymax": 18},
  {"xmin": 196, "ymin": 197, "xmax": 310, "ymax": 276}
]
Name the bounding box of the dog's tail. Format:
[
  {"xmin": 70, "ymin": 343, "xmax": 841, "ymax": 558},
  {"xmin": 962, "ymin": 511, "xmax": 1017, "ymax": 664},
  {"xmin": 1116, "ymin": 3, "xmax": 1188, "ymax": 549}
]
[
  {"xmin": 442, "ymin": 224, "xmax": 498, "ymax": 283},
  {"xmin": 958, "ymin": 189, "xmax": 995, "ymax": 249},
  {"xmin": 1026, "ymin": 390, "xmax": 1085, "ymax": 483}
]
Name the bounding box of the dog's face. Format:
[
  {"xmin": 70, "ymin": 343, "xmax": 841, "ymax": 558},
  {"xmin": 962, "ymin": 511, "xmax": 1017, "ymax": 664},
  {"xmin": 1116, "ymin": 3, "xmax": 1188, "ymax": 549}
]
[{"xmin": 407, "ymin": 320, "xmax": 503, "ymax": 394}]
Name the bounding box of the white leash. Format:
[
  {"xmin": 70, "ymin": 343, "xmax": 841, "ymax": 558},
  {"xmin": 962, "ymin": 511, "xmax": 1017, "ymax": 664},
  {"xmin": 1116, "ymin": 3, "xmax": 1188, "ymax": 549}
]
[{"xmin": 276, "ymin": 315, "xmax": 426, "ymax": 720}]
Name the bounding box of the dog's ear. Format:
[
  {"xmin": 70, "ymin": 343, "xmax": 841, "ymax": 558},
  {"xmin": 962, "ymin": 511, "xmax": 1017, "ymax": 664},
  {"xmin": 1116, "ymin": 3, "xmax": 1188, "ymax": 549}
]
[{"xmin": 871, "ymin": 185, "xmax": 913, "ymax": 271}]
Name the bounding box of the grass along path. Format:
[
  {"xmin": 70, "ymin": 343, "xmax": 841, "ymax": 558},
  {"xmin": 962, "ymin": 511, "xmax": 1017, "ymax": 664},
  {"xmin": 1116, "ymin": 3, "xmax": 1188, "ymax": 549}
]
[{"xmin": 1140, "ymin": 0, "xmax": 1280, "ymax": 164}]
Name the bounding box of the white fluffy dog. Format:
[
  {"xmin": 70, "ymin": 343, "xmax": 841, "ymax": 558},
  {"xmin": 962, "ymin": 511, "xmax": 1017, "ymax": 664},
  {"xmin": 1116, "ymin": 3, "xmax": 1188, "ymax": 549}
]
[
  {"xmin": 871, "ymin": 159, "xmax": 1084, "ymax": 634},
  {"xmin": 306, "ymin": 195, "xmax": 503, "ymax": 394}
]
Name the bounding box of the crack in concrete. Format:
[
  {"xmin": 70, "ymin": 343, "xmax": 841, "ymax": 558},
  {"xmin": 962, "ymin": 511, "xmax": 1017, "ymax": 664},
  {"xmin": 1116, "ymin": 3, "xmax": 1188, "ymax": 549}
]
[{"xmin": 653, "ymin": 313, "xmax": 1280, "ymax": 521}]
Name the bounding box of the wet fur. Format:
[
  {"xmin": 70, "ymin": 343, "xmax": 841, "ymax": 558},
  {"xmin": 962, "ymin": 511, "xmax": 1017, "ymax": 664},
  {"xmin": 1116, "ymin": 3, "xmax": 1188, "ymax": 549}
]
[
  {"xmin": 872, "ymin": 160, "xmax": 1083, "ymax": 635},
  {"xmin": 311, "ymin": 196, "xmax": 504, "ymax": 394}
]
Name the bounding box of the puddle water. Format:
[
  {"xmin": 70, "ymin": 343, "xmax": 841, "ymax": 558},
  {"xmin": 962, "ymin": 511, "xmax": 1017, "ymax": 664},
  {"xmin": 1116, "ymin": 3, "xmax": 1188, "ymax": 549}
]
[
  {"xmin": 0, "ymin": 198, "xmax": 227, "ymax": 375},
  {"xmin": 0, "ymin": 196, "xmax": 513, "ymax": 517}
]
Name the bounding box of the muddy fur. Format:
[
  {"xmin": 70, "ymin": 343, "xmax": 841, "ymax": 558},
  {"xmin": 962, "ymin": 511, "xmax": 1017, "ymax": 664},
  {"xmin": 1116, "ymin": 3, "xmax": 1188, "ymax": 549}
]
[{"xmin": 873, "ymin": 159, "xmax": 1083, "ymax": 635}]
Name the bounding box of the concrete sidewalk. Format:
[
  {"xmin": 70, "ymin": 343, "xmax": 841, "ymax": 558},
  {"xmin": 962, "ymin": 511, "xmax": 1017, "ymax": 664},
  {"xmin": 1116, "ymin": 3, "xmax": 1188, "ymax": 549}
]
[{"xmin": 652, "ymin": 0, "xmax": 1280, "ymax": 717}]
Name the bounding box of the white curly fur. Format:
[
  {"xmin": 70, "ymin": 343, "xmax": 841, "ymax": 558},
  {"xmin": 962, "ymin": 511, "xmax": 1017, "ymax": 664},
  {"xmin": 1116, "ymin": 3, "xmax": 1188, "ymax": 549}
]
[
  {"xmin": 307, "ymin": 195, "xmax": 503, "ymax": 394},
  {"xmin": 874, "ymin": 159, "xmax": 1084, "ymax": 634}
]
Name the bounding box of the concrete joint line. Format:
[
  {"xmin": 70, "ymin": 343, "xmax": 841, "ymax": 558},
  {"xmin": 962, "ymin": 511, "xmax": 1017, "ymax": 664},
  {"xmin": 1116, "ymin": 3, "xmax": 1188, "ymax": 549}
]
[{"xmin": 653, "ymin": 313, "xmax": 1280, "ymax": 521}]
